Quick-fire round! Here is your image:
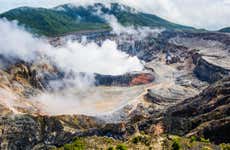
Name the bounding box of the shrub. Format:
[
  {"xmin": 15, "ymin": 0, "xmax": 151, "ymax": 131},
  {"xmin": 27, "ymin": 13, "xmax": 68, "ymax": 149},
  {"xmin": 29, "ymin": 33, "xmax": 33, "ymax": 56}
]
[
  {"xmin": 220, "ymin": 143, "xmax": 230, "ymax": 150},
  {"xmin": 190, "ymin": 136, "xmax": 198, "ymax": 143},
  {"xmin": 140, "ymin": 131, "xmax": 145, "ymax": 135},
  {"xmin": 200, "ymin": 137, "xmax": 210, "ymax": 143},
  {"xmin": 116, "ymin": 144, "xmax": 128, "ymax": 150},
  {"xmin": 63, "ymin": 138, "xmax": 85, "ymax": 150},
  {"xmin": 202, "ymin": 146, "xmax": 212, "ymax": 150},
  {"xmin": 172, "ymin": 139, "xmax": 181, "ymax": 150},
  {"xmin": 104, "ymin": 137, "xmax": 114, "ymax": 144},
  {"xmin": 64, "ymin": 144, "xmax": 73, "ymax": 150},
  {"xmin": 189, "ymin": 136, "xmax": 210, "ymax": 143},
  {"xmin": 132, "ymin": 136, "xmax": 141, "ymax": 144},
  {"xmin": 131, "ymin": 135, "xmax": 151, "ymax": 146},
  {"xmin": 107, "ymin": 146, "xmax": 115, "ymax": 150}
]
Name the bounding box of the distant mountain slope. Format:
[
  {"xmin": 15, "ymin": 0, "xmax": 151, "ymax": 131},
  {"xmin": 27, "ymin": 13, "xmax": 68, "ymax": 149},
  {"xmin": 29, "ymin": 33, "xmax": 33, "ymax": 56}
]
[
  {"xmin": 92, "ymin": 3, "xmax": 194, "ymax": 30},
  {"xmin": 219, "ymin": 27, "xmax": 230, "ymax": 33},
  {"xmin": 0, "ymin": 3, "xmax": 194, "ymax": 36},
  {"xmin": 0, "ymin": 6, "xmax": 110, "ymax": 36}
]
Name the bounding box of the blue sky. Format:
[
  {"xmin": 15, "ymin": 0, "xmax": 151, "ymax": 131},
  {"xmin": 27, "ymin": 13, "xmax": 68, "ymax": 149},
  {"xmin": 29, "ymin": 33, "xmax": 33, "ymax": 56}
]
[{"xmin": 0, "ymin": 0, "xmax": 229, "ymax": 30}]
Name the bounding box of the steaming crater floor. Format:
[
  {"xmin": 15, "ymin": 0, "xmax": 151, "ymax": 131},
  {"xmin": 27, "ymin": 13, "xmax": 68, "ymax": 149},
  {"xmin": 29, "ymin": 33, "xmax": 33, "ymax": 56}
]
[
  {"xmin": 0, "ymin": 53, "xmax": 208, "ymax": 124},
  {"xmin": 35, "ymin": 84, "xmax": 149, "ymax": 116},
  {"xmin": 34, "ymin": 54, "xmax": 207, "ymax": 120},
  {"xmin": 33, "ymin": 57, "xmax": 204, "ymax": 123}
]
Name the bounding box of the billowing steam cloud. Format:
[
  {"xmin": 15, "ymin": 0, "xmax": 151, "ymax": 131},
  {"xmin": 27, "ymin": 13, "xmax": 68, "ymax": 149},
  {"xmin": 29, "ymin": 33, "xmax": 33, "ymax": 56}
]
[
  {"xmin": 0, "ymin": 19, "xmax": 46, "ymax": 62},
  {"xmin": 48, "ymin": 40, "xmax": 143, "ymax": 75},
  {"xmin": 97, "ymin": 12, "xmax": 164, "ymax": 37},
  {"xmin": 0, "ymin": 18, "xmax": 145, "ymax": 116},
  {"xmin": 0, "ymin": 19, "xmax": 143, "ymax": 75}
]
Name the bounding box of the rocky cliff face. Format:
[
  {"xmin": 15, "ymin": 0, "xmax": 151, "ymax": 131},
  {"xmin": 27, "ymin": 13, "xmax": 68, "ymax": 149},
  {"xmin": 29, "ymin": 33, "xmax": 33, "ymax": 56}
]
[
  {"xmin": 95, "ymin": 73, "xmax": 155, "ymax": 86},
  {"xmin": 0, "ymin": 114, "xmax": 104, "ymax": 149},
  {"xmin": 163, "ymin": 77, "xmax": 230, "ymax": 144},
  {"xmin": 193, "ymin": 53, "xmax": 230, "ymax": 83}
]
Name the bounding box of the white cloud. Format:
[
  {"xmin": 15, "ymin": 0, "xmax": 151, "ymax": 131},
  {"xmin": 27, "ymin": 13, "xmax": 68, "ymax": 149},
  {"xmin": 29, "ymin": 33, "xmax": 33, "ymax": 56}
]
[
  {"xmin": 113, "ymin": 0, "xmax": 230, "ymax": 30},
  {"xmin": 0, "ymin": 0, "xmax": 229, "ymax": 30}
]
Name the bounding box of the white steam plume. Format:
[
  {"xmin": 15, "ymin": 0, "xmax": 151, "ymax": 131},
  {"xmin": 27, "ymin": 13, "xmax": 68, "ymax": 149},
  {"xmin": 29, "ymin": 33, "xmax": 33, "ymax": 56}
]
[
  {"xmin": 0, "ymin": 19, "xmax": 144, "ymax": 116},
  {"xmin": 48, "ymin": 40, "xmax": 143, "ymax": 75},
  {"xmin": 0, "ymin": 19, "xmax": 48, "ymax": 62},
  {"xmin": 101, "ymin": 14, "xmax": 164, "ymax": 38},
  {"xmin": 0, "ymin": 19, "xmax": 143, "ymax": 75}
]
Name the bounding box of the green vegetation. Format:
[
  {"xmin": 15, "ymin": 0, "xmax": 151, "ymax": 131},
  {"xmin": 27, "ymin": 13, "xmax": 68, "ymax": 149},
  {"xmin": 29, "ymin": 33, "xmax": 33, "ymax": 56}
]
[
  {"xmin": 107, "ymin": 146, "xmax": 115, "ymax": 150},
  {"xmin": 190, "ymin": 136, "xmax": 198, "ymax": 143},
  {"xmin": 0, "ymin": 3, "xmax": 194, "ymax": 37},
  {"xmin": 115, "ymin": 144, "xmax": 128, "ymax": 150},
  {"xmin": 131, "ymin": 135, "xmax": 151, "ymax": 146},
  {"xmin": 202, "ymin": 146, "xmax": 213, "ymax": 150},
  {"xmin": 220, "ymin": 143, "xmax": 230, "ymax": 150},
  {"xmin": 172, "ymin": 141, "xmax": 181, "ymax": 150},
  {"xmin": 200, "ymin": 137, "xmax": 210, "ymax": 143},
  {"xmin": 190, "ymin": 136, "xmax": 210, "ymax": 143},
  {"xmin": 61, "ymin": 138, "xmax": 86, "ymax": 150},
  {"xmin": 0, "ymin": 6, "xmax": 110, "ymax": 36},
  {"xmin": 111, "ymin": 10, "xmax": 193, "ymax": 31},
  {"xmin": 219, "ymin": 27, "xmax": 230, "ymax": 33},
  {"xmin": 54, "ymin": 135, "xmax": 226, "ymax": 150},
  {"xmin": 132, "ymin": 136, "xmax": 141, "ymax": 144},
  {"xmin": 172, "ymin": 137, "xmax": 181, "ymax": 150}
]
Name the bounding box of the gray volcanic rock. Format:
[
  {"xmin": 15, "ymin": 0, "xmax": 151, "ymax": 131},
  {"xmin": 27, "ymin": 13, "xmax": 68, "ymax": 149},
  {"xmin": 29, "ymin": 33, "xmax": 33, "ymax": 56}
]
[
  {"xmin": 163, "ymin": 77, "xmax": 230, "ymax": 144},
  {"xmin": 95, "ymin": 72, "xmax": 155, "ymax": 86},
  {"xmin": 193, "ymin": 53, "xmax": 230, "ymax": 83},
  {"xmin": 0, "ymin": 114, "xmax": 104, "ymax": 149},
  {"xmin": 167, "ymin": 30, "xmax": 230, "ymax": 83}
]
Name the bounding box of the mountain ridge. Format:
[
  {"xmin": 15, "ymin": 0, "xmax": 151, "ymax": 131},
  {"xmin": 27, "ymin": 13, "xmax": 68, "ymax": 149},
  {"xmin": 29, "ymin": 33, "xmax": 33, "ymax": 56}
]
[
  {"xmin": 219, "ymin": 27, "xmax": 230, "ymax": 33},
  {"xmin": 0, "ymin": 3, "xmax": 195, "ymax": 36}
]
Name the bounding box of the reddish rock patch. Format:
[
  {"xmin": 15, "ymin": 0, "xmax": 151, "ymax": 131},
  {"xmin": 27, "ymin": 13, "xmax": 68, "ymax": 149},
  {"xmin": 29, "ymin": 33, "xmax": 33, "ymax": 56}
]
[{"xmin": 130, "ymin": 73, "xmax": 155, "ymax": 86}]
